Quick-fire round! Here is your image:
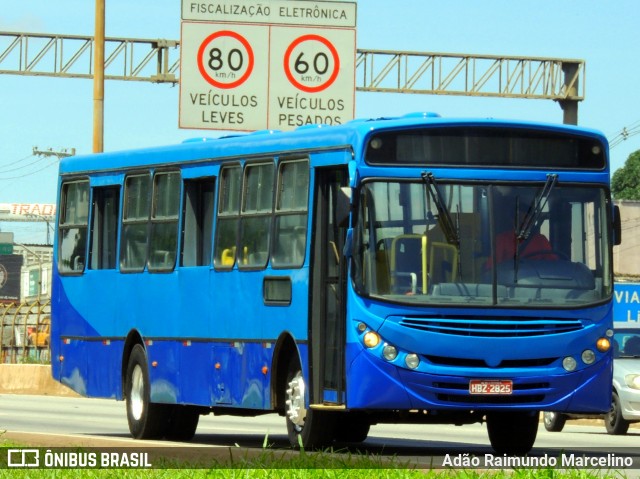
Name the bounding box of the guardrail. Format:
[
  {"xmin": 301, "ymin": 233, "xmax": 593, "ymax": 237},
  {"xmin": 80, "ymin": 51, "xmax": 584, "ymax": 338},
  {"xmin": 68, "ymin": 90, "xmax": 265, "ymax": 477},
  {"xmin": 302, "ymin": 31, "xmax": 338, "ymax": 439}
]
[{"xmin": 0, "ymin": 300, "xmax": 50, "ymax": 364}]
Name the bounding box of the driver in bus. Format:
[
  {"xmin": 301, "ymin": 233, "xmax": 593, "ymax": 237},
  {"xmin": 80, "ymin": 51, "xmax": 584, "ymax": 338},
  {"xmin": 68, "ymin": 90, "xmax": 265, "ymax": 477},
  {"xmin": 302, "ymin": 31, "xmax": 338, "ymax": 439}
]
[{"xmin": 487, "ymin": 191, "xmax": 557, "ymax": 267}]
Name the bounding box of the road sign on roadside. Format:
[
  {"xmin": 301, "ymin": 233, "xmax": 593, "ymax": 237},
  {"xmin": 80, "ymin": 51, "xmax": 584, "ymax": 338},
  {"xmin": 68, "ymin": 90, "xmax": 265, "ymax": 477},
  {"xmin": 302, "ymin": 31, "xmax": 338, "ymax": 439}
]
[
  {"xmin": 0, "ymin": 244, "xmax": 13, "ymax": 255},
  {"xmin": 179, "ymin": 0, "xmax": 356, "ymax": 131}
]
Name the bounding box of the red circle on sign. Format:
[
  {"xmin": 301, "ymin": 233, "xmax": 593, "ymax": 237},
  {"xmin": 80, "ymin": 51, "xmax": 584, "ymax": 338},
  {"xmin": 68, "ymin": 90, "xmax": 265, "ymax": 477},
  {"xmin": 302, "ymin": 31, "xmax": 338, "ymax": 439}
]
[
  {"xmin": 197, "ymin": 30, "xmax": 254, "ymax": 89},
  {"xmin": 284, "ymin": 34, "xmax": 340, "ymax": 93}
]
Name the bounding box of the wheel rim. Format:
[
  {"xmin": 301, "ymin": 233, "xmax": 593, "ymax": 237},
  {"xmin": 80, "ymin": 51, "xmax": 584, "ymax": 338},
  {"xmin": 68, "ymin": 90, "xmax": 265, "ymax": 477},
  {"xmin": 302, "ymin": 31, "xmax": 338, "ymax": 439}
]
[
  {"xmin": 286, "ymin": 370, "xmax": 307, "ymax": 432},
  {"xmin": 130, "ymin": 364, "xmax": 145, "ymax": 421},
  {"xmin": 544, "ymin": 412, "xmax": 555, "ymax": 427}
]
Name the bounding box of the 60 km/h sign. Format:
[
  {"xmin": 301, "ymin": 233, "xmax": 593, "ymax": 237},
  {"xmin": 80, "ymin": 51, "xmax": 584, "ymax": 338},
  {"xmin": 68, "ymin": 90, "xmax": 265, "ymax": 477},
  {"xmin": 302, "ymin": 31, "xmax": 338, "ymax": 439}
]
[
  {"xmin": 284, "ymin": 34, "xmax": 340, "ymax": 93},
  {"xmin": 197, "ymin": 30, "xmax": 255, "ymax": 89}
]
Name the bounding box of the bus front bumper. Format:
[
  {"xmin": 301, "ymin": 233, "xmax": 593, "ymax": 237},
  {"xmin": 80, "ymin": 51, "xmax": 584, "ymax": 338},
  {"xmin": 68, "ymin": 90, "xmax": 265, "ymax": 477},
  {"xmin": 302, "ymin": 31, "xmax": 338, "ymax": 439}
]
[{"xmin": 346, "ymin": 347, "xmax": 612, "ymax": 413}]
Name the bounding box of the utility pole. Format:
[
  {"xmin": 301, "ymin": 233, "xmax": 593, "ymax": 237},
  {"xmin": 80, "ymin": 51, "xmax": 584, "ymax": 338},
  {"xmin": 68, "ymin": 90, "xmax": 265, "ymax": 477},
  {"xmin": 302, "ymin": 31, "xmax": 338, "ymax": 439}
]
[
  {"xmin": 32, "ymin": 147, "xmax": 76, "ymax": 244},
  {"xmin": 93, "ymin": 0, "xmax": 105, "ymax": 153},
  {"xmin": 32, "ymin": 147, "xmax": 76, "ymax": 159}
]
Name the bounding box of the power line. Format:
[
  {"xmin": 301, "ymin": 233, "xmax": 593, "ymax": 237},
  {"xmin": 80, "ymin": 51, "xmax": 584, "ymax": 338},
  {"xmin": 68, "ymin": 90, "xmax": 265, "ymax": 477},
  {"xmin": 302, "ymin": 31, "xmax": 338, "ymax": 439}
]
[
  {"xmin": 0, "ymin": 155, "xmax": 48, "ymax": 174},
  {"xmin": 610, "ymin": 120, "xmax": 640, "ymax": 149}
]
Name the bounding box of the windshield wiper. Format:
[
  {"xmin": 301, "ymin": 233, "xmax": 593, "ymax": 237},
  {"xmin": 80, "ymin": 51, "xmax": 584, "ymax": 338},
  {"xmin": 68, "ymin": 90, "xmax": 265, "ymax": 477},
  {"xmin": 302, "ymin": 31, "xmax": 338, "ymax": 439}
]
[
  {"xmin": 421, "ymin": 172, "xmax": 459, "ymax": 246},
  {"xmin": 516, "ymin": 174, "xmax": 558, "ymax": 241}
]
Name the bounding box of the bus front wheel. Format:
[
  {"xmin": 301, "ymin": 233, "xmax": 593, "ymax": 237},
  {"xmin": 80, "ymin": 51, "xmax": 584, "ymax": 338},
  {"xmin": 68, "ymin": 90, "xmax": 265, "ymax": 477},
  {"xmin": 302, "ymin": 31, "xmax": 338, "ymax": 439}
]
[
  {"xmin": 486, "ymin": 411, "xmax": 538, "ymax": 455},
  {"xmin": 125, "ymin": 344, "xmax": 169, "ymax": 439},
  {"xmin": 543, "ymin": 411, "xmax": 567, "ymax": 432},
  {"xmin": 284, "ymin": 358, "xmax": 335, "ymax": 449}
]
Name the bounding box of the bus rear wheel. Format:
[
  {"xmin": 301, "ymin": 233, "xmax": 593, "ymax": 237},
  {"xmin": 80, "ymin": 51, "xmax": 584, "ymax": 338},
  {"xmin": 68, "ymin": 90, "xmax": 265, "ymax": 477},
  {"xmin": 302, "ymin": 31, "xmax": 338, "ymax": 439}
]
[
  {"xmin": 284, "ymin": 358, "xmax": 335, "ymax": 449},
  {"xmin": 125, "ymin": 344, "xmax": 169, "ymax": 439},
  {"xmin": 166, "ymin": 405, "xmax": 200, "ymax": 441},
  {"xmin": 486, "ymin": 411, "xmax": 538, "ymax": 455}
]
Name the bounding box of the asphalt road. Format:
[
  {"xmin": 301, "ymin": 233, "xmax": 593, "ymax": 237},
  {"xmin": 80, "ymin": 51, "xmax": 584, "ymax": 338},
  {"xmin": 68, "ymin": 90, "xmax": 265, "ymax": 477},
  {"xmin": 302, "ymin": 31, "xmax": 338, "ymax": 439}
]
[{"xmin": 1, "ymin": 394, "xmax": 639, "ymax": 471}]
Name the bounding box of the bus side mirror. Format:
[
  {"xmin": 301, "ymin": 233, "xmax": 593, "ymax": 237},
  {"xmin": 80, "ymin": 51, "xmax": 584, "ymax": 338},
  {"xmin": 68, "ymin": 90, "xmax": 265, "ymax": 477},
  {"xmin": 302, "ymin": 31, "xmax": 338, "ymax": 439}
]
[
  {"xmin": 614, "ymin": 205, "xmax": 622, "ymax": 246},
  {"xmin": 337, "ymin": 186, "xmax": 351, "ymax": 228}
]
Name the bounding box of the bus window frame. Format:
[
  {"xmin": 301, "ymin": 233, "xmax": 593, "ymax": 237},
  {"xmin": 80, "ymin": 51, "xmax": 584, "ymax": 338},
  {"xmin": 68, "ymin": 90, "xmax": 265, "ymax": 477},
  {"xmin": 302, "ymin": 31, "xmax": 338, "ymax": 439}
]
[
  {"xmin": 214, "ymin": 163, "xmax": 242, "ymax": 271},
  {"xmin": 57, "ymin": 177, "xmax": 90, "ymax": 276},
  {"xmin": 238, "ymin": 160, "xmax": 275, "ymax": 271},
  {"xmin": 147, "ymin": 169, "xmax": 181, "ymax": 273},
  {"xmin": 120, "ymin": 171, "xmax": 151, "ymax": 273},
  {"xmin": 271, "ymin": 157, "xmax": 310, "ymax": 270}
]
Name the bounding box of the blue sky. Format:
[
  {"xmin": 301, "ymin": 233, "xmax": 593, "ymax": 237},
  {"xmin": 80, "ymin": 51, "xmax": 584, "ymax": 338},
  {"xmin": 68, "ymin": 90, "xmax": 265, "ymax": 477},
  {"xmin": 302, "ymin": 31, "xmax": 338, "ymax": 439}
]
[{"xmin": 1, "ymin": 0, "xmax": 639, "ymax": 242}]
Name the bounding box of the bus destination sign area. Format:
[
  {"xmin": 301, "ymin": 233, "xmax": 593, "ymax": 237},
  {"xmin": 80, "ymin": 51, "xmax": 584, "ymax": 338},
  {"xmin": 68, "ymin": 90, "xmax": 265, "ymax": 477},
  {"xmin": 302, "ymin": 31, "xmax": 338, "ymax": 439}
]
[{"xmin": 179, "ymin": 0, "xmax": 356, "ymax": 131}]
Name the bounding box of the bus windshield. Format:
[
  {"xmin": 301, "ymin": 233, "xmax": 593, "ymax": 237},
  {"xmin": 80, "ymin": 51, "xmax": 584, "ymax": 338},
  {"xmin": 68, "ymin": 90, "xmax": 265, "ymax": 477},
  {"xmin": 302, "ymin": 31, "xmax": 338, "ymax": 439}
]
[{"xmin": 353, "ymin": 179, "xmax": 612, "ymax": 307}]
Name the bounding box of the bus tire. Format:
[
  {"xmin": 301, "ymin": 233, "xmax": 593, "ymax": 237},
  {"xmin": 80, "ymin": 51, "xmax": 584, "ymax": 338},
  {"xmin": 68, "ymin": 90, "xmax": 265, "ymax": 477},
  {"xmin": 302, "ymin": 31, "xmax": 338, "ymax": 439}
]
[
  {"xmin": 125, "ymin": 344, "xmax": 169, "ymax": 439},
  {"xmin": 543, "ymin": 411, "xmax": 566, "ymax": 432},
  {"xmin": 486, "ymin": 411, "xmax": 538, "ymax": 455},
  {"xmin": 284, "ymin": 357, "xmax": 335, "ymax": 449},
  {"xmin": 605, "ymin": 392, "xmax": 629, "ymax": 435},
  {"xmin": 165, "ymin": 405, "xmax": 200, "ymax": 441},
  {"xmin": 334, "ymin": 414, "xmax": 370, "ymax": 443}
]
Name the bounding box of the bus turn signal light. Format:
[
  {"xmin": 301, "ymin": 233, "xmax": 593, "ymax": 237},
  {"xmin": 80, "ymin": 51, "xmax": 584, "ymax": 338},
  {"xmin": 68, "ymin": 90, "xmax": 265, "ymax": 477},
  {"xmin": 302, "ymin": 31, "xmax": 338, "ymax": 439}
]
[
  {"xmin": 363, "ymin": 331, "xmax": 380, "ymax": 348},
  {"xmin": 596, "ymin": 338, "xmax": 610, "ymax": 353}
]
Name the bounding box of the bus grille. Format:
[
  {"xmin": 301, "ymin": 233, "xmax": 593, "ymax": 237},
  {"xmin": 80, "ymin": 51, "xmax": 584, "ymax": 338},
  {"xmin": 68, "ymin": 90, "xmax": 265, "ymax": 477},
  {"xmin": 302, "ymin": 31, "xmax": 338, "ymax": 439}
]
[
  {"xmin": 425, "ymin": 355, "xmax": 557, "ymax": 368},
  {"xmin": 399, "ymin": 316, "xmax": 583, "ymax": 337}
]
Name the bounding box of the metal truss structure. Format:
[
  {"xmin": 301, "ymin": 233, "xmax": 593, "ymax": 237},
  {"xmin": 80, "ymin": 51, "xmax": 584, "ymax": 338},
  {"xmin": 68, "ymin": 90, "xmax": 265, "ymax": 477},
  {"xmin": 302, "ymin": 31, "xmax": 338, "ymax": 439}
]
[{"xmin": 0, "ymin": 31, "xmax": 585, "ymax": 122}]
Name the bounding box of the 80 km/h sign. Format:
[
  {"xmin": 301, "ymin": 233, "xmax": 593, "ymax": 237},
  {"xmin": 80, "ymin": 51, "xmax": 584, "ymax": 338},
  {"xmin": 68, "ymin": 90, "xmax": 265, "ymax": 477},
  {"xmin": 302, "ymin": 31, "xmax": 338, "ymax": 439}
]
[{"xmin": 197, "ymin": 30, "xmax": 255, "ymax": 89}]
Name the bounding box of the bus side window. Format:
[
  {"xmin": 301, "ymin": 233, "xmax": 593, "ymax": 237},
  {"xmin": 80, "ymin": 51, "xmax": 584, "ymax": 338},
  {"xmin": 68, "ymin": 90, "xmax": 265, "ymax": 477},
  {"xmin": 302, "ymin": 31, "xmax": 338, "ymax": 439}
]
[
  {"xmin": 181, "ymin": 178, "xmax": 215, "ymax": 267},
  {"xmin": 239, "ymin": 161, "xmax": 274, "ymax": 269},
  {"xmin": 148, "ymin": 171, "xmax": 180, "ymax": 272},
  {"xmin": 89, "ymin": 186, "xmax": 120, "ymax": 270},
  {"xmin": 120, "ymin": 173, "xmax": 150, "ymax": 272},
  {"xmin": 58, "ymin": 179, "xmax": 90, "ymax": 274},
  {"xmin": 214, "ymin": 165, "xmax": 241, "ymax": 269},
  {"xmin": 272, "ymin": 159, "xmax": 309, "ymax": 268}
]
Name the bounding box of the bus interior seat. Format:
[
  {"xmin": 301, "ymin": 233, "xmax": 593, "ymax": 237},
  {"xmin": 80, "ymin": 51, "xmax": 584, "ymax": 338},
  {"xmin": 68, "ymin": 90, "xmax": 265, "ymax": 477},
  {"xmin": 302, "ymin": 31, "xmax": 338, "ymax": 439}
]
[
  {"xmin": 429, "ymin": 241, "xmax": 458, "ymax": 284},
  {"xmin": 220, "ymin": 247, "xmax": 236, "ymax": 266},
  {"xmin": 390, "ymin": 234, "xmax": 425, "ymax": 294}
]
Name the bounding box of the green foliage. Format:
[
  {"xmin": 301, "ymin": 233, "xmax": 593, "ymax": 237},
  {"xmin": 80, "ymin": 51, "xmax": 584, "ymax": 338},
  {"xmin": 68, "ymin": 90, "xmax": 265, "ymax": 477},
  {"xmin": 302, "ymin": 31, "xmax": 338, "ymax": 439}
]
[{"xmin": 612, "ymin": 149, "xmax": 640, "ymax": 200}]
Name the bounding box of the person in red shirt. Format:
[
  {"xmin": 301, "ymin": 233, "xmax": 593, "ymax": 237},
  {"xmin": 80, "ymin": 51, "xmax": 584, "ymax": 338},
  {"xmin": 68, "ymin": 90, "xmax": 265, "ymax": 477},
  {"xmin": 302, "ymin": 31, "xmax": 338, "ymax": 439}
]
[
  {"xmin": 492, "ymin": 229, "xmax": 556, "ymax": 264},
  {"xmin": 486, "ymin": 191, "xmax": 557, "ymax": 268}
]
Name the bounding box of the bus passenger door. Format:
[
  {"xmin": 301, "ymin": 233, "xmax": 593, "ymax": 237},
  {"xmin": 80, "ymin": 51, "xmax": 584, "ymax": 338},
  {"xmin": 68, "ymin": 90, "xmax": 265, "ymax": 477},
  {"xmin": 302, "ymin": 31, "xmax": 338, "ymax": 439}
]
[{"xmin": 310, "ymin": 167, "xmax": 348, "ymax": 406}]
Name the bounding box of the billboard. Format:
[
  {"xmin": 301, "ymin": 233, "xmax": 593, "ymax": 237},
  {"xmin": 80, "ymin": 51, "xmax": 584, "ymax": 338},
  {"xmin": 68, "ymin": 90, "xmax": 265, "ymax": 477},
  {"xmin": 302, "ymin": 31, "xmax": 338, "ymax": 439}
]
[
  {"xmin": 614, "ymin": 282, "xmax": 640, "ymax": 324},
  {"xmin": 0, "ymin": 203, "xmax": 56, "ymax": 222},
  {"xmin": 0, "ymin": 254, "xmax": 23, "ymax": 302}
]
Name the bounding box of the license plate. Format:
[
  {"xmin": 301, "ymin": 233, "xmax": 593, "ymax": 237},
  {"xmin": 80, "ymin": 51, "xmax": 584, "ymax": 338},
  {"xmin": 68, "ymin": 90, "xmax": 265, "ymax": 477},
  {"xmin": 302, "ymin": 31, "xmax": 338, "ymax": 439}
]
[{"xmin": 469, "ymin": 379, "xmax": 513, "ymax": 395}]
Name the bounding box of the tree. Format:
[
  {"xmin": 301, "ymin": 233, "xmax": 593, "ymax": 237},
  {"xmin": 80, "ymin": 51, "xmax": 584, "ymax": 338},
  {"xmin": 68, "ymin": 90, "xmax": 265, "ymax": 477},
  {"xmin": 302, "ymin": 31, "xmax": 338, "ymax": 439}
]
[{"xmin": 612, "ymin": 149, "xmax": 640, "ymax": 200}]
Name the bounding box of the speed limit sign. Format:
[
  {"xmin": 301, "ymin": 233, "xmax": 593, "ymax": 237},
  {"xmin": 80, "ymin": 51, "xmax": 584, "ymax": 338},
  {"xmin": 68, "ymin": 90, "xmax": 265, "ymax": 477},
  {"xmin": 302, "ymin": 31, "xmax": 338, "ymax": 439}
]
[
  {"xmin": 197, "ymin": 30, "xmax": 255, "ymax": 89},
  {"xmin": 283, "ymin": 34, "xmax": 340, "ymax": 93},
  {"xmin": 179, "ymin": 2, "xmax": 356, "ymax": 131},
  {"xmin": 269, "ymin": 27, "xmax": 355, "ymax": 129},
  {"xmin": 180, "ymin": 22, "xmax": 269, "ymax": 130}
]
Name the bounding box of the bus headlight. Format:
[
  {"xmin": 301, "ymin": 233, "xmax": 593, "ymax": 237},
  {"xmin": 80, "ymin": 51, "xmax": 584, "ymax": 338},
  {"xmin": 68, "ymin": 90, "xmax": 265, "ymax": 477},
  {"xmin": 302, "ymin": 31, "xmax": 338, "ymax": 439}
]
[
  {"xmin": 562, "ymin": 356, "xmax": 577, "ymax": 372},
  {"xmin": 625, "ymin": 374, "xmax": 640, "ymax": 390},
  {"xmin": 382, "ymin": 344, "xmax": 398, "ymax": 361},
  {"xmin": 363, "ymin": 331, "xmax": 380, "ymax": 348},
  {"xmin": 405, "ymin": 353, "xmax": 420, "ymax": 370},
  {"xmin": 581, "ymin": 349, "xmax": 596, "ymax": 365}
]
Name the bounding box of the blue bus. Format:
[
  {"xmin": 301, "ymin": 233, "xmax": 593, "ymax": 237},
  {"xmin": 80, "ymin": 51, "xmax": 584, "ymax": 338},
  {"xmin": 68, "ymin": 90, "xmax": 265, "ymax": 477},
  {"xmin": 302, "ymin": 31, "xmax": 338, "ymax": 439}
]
[{"xmin": 51, "ymin": 113, "xmax": 620, "ymax": 454}]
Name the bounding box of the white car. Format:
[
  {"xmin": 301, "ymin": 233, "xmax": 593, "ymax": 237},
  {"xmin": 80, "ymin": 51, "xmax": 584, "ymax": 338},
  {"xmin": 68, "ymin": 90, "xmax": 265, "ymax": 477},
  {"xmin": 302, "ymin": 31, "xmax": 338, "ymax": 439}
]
[{"xmin": 543, "ymin": 324, "xmax": 640, "ymax": 435}]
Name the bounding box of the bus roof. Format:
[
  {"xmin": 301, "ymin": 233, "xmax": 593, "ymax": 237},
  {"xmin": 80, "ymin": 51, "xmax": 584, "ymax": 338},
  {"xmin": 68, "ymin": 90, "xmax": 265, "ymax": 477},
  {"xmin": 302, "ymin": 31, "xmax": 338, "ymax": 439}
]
[{"xmin": 58, "ymin": 113, "xmax": 608, "ymax": 176}]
